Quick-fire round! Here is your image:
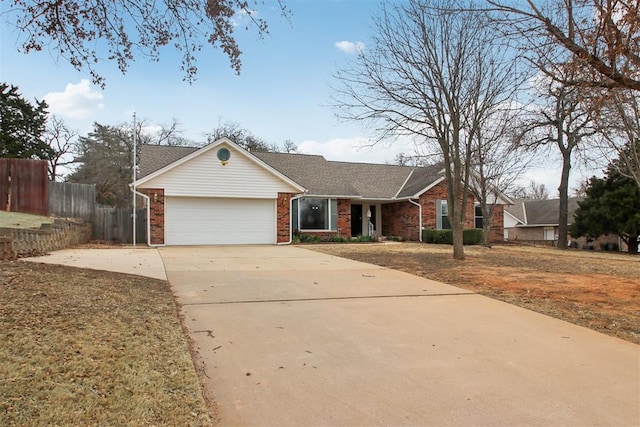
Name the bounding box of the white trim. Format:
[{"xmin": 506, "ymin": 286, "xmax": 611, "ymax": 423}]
[
  {"xmin": 135, "ymin": 138, "xmax": 306, "ymax": 192},
  {"xmin": 412, "ymin": 176, "xmax": 447, "ymax": 198},
  {"xmin": 303, "ymin": 194, "xmax": 361, "ymax": 199},
  {"xmin": 130, "ymin": 187, "xmax": 164, "ymax": 247},
  {"xmin": 521, "ymin": 202, "xmax": 528, "ymax": 225},
  {"xmin": 394, "ymin": 170, "xmax": 414, "ymax": 199},
  {"xmin": 296, "ymin": 197, "xmax": 338, "ymax": 232},
  {"xmin": 503, "ymin": 209, "xmax": 522, "ymax": 224},
  {"xmin": 409, "ymin": 199, "xmax": 423, "ymax": 242}
]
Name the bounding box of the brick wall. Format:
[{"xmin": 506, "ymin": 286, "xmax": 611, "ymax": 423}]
[
  {"xmin": 277, "ymin": 193, "xmax": 293, "ymax": 243},
  {"xmin": 489, "ymin": 205, "xmax": 505, "ymax": 243},
  {"xmin": 140, "ymin": 189, "xmax": 164, "ymax": 245},
  {"xmin": 337, "ymin": 199, "xmax": 351, "ymax": 239},
  {"xmin": 382, "ymin": 182, "xmax": 478, "ymax": 241},
  {"xmin": 381, "ymin": 201, "xmax": 420, "ymax": 240}
]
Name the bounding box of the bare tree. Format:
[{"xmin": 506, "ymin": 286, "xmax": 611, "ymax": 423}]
[
  {"xmin": 591, "ymin": 89, "xmax": 640, "ymax": 188},
  {"xmin": 333, "ymin": 0, "xmax": 519, "ymax": 260},
  {"xmin": 136, "ymin": 118, "xmax": 197, "ymax": 147},
  {"xmin": 516, "ymin": 72, "xmax": 597, "ymax": 249},
  {"xmin": 44, "ymin": 116, "xmax": 78, "ymax": 181},
  {"xmin": 511, "ymin": 180, "xmax": 552, "ymax": 200},
  {"xmin": 486, "ymin": 0, "xmax": 640, "ymax": 91},
  {"xmin": 5, "ymin": 1, "xmax": 290, "ymax": 86},
  {"xmin": 207, "ymin": 119, "xmax": 298, "ymax": 153},
  {"xmin": 470, "ymin": 108, "xmax": 533, "ymax": 247}
]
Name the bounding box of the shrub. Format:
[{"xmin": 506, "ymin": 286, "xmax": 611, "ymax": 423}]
[
  {"xmin": 463, "ymin": 228, "xmax": 484, "ymax": 245},
  {"xmin": 299, "ymin": 234, "xmax": 321, "ymax": 243},
  {"xmin": 423, "ymin": 229, "xmax": 452, "ymax": 244},
  {"xmin": 422, "ymin": 228, "xmax": 483, "ymax": 245},
  {"xmin": 328, "ymin": 234, "xmax": 348, "ymax": 243}
]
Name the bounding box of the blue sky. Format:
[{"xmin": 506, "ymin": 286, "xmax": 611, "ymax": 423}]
[{"xmin": 0, "ymin": 0, "xmax": 591, "ymax": 192}]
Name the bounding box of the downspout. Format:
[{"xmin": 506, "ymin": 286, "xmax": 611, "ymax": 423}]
[
  {"xmin": 278, "ymin": 194, "xmax": 303, "ymax": 245},
  {"xmin": 129, "ymin": 184, "xmax": 163, "ymax": 247},
  {"xmin": 408, "ymin": 199, "xmax": 423, "ymax": 242}
]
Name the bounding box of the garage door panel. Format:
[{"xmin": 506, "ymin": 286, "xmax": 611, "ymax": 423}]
[{"xmin": 165, "ymin": 197, "xmax": 275, "ymax": 245}]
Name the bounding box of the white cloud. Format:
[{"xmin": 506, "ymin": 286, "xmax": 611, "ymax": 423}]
[
  {"xmin": 44, "ymin": 80, "xmax": 104, "ymax": 119},
  {"xmin": 335, "ymin": 40, "xmax": 365, "ymax": 54}
]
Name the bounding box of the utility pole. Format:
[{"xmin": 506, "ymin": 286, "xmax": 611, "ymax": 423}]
[{"xmin": 132, "ymin": 112, "xmax": 137, "ymax": 248}]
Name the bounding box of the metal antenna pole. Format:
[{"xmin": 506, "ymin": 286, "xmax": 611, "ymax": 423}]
[{"xmin": 132, "ymin": 112, "xmax": 137, "ymax": 248}]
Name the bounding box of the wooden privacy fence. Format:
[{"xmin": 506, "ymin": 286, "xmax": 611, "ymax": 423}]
[
  {"xmin": 92, "ymin": 208, "xmax": 146, "ymax": 243},
  {"xmin": 0, "ymin": 158, "xmax": 48, "ymax": 215},
  {"xmin": 49, "ymin": 181, "xmax": 96, "ymax": 220}
]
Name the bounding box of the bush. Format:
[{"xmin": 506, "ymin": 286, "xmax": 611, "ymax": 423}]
[
  {"xmin": 423, "ymin": 229, "xmax": 452, "ymax": 244},
  {"xmin": 422, "ymin": 228, "xmax": 483, "ymax": 245},
  {"xmin": 463, "ymin": 228, "xmax": 484, "ymax": 245},
  {"xmin": 328, "ymin": 234, "xmax": 348, "ymax": 243},
  {"xmin": 299, "ymin": 234, "xmax": 321, "ymax": 243}
]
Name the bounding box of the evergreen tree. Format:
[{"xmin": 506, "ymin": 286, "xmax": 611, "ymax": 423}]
[
  {"xmin": 0, "ymin": 83, "xmax": 52, "ymax": 159},
  {"xmin": 571, "ymin": 165, "xmax": 640, "ymax": 253}
]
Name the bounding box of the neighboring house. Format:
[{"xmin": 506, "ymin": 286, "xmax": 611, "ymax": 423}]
[
  {"xmin": 134, "ymin": 138, "xmax": 508, "ymax": 246},
  {"xmin": 504, "ymin": 198, "xmax": 620, "ymax": 249}
]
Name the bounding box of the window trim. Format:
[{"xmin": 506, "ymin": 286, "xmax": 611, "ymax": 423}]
[
  {"xmin": 294, "ymin": 198, "xmax": 338, "ymax": 232},
  {"xmin": 474, "ymin": 204, "xmax": 483, "ymax": 229},
  {"xmin": 436, "ymin": 199, "xmax": 451, "ymax": 230}
]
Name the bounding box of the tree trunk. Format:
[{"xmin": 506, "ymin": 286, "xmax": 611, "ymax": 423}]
[
  {"xmin": 627, "ymin": 236, "xmax": 639, "ymax": 254},
  {"xmin": 452, "ymin": 223, "xmax": 465, "ymax": 260},
  {"xmin": 451, "ymin": 189, "xmax": 466, "ymax": 260},
  {"xmin": 557, "ymin": 154, "xmax": 571, "ymax": 249},
  {"xmin": 481, "ymin": 205, "xmax": 495, "ymax": 248}
]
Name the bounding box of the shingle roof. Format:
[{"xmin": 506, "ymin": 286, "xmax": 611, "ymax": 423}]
[
  {"xmin": 505, "ymin": 198, "xmax": 584, "ymax": 226},
  {"xmin": 252, "ymin": 152, "xmax": 360, "ymax": 196},
  {"xmin": 396, "ymin": 164, "xmax": 445, "ymax": 198},
  {"xmin": 139, "ymin": 144, "xmax": 198, "ymax": 178},
  {"xmin": 138, "ymin": 143, "xmax": 447, "ymax": 199}
]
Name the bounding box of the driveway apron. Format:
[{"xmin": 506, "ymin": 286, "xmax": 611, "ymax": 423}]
[{"xmin": 159, "ymin": 245, "xmax": 639, "ymax": 426}]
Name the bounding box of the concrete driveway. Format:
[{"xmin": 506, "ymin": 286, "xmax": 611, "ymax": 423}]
[{"xmin": 160, "ymin": 245, "xmax": 639, "ymax": 426}]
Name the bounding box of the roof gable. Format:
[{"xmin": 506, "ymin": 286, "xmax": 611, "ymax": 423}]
[
  {"xmin": 135, "ymin": 138, "xmax": 305, "ymax": 194},
  {"xmin": 505, "ymin": 198, "xmax": 584, "ymax": 226}
]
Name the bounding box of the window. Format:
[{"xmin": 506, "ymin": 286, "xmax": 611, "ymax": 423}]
[
  {"xmin": 436, "ymin": 200, "xmax": 451, "ymax": 230},
  {"xmin": 475, "ymin": 205, "xmax": 483, "ymax": 229},
  {"xmin": 294, "ymin": 198, "xmax": 338, "ymax": 231}
]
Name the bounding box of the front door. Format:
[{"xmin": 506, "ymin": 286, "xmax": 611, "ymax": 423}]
[{"xmin": 351, "ymin": 204, "xmax": 363, "ymax": 236}]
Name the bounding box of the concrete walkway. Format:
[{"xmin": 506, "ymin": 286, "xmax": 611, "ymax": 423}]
[
  {"xmin": 160, "ymin": 245, "xmax": 640, "ymax": 426},
  {"xmin": 24, "ymin": 247, "xmax": 167, "ymax": 280}
]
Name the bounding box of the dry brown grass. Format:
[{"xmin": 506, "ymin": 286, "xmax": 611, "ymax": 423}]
[
  {"xmin": 309, "ymin": 243, "xmax": 640, "ymax": 344},
  {"xmin": 0, "ymin": 211, "xmax": 54, "ymax": 229},
  {"xmin": 0, "ymin": 261, "xmax": 214, "ymax": 426}
]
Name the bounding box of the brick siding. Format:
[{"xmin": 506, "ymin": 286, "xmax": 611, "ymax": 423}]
[
  {"xmin": 140, "ymin": 188, "xmax": 164, "ymax": 245},
  {"xmin": 381, "ymin": 181, "xmax": 479, "ymax": 241},
  {"xmin": 277, "ymin": 193, "xmax": 293, "ymax": 243}
]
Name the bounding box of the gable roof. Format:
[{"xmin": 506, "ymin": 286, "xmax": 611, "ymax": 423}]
[
  {"xmin": 135, "ymin": 138, "xmax": 305, "ymax": 192},
  {"xmin": 505, "ymin": 198, "xmax": 584, "ymax": 226},
  {"xmin": 137, "ymin": 140, "xmax": 453, "ymax": 200}
]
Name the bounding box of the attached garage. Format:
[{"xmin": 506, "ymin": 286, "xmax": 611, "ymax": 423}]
[
  {"xmin": 134, "ymin": 139, "xmax": 305, "ymax": 246},
  {"xmin": 165, "ymin": 197, "xmax": 276, "ymax": 245}
]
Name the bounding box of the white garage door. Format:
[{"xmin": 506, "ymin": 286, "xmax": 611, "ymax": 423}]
[{"xmin": 165, "ymin": 197, "xmax": 276, "ymax": 245}]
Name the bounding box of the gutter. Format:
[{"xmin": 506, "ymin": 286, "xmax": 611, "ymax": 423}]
[
  {"xmin": 129, "ymin": 184, "xmax": 163, "ymax": 247},
  {"xmin": 278, "ymin": 193, "xmax": 304, "ymax": 245},
  {"xmin": 408, "ymin": 199, "xmax": 423, "ymax": 242}
]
